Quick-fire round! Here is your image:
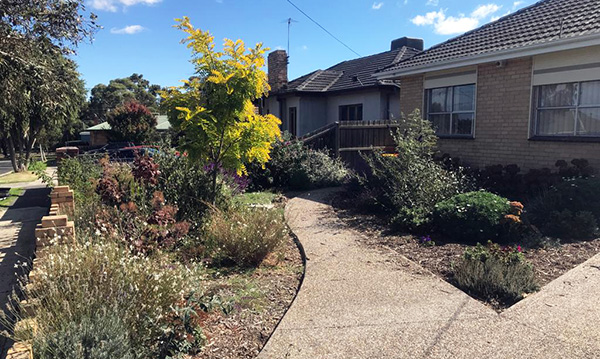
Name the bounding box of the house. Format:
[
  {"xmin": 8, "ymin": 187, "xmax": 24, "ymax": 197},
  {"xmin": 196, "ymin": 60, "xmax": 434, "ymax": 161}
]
[
  {"xmin": 261, "ymin": 37, "xmax": 423, "ymax": 136},
  {"xmin": 84, "ymin": 115, "xmax": 171, "ymax": 146},
  {"xmin": 374, "ymin": 0, "xmax": 600, "ymax": 170}
]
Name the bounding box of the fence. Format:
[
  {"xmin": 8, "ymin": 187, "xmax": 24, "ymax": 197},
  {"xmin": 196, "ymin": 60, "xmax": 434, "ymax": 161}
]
[{"xmin": 301, "ymin": 120, "xmax": 400, "ymax": 171}]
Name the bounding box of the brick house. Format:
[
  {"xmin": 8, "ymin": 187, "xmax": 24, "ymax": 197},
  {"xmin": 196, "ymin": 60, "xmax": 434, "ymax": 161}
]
[
  {"xmin": 375, "ymin": 0, "xmax": 600, "ymax": 170},
  {"xmin": 262, "ymin": 37, "xmax": 422, "ymax": 136}
]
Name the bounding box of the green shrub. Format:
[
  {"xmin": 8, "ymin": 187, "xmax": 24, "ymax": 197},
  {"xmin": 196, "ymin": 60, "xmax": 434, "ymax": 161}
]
[
  {"xmin": 247, "ymin": 132, "xmax": 349, "ymax": 191},
  {"xmin": 27, "ymin": 160, "xmax": 47, "ymax": 172},
  {"xmin": 361, "ymin": 110, "xmax": 472, "ymax": 230},
  {"xmin": 33, "ymin": 310, "xmax": 136, "ymax": 359},
  {"xmin": 453, "ymin": 242, "xmax": 538, "ymax": 305},
  {"xmin": 433, "ymin": 191, "xmax": 511, "ymax": 243},
  {"xmin": 528, "ymin": 178, "xmax": 600, "ymax": 238},
  {"xmin": 543, "ymin": 210, "xmax": 597, "ymax": 240},
  {"xmin": 204, "ymin": 207, "xmax": 287, "ymax": 267},
  {"xmin": 14, "ymin": 242, "xmax": 203, "ymax": 358},
  {"xmin": 57, "ymin": 155, "xmax": 102, "ymax": 202}
]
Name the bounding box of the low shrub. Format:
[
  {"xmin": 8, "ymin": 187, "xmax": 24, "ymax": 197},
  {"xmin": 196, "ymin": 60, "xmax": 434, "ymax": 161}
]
[
  {"xmin": 433, "ymin": 191, "xmax": 511, "ymax": 243},
  {"xmin": 453, "ymin": 242, "xmax": 538, "ymax": 305},
  {"xmin": 543, "ymin": 210, "xmax": 597, "ymax": 240},
  {"xmin": 57, "ymin": 155, "xmax": 102, "ymax": 202},
  {"xmin": 361, "ymin": 110, "xmax": 472, "ymax": 231},
  {"xmin": 27, "ymin": 160, "xmax": 47, "ymax": 172},
  {"xmin": 13, "ymin": 241, "xmax": 203, "ymax": 358},
  {"xmin": 528, "ymin": 178, "xmax": 600, "ymax": 238},
  {"xmin": 247, "ymin": 133, "xmax": 349, "ymax": 191},
  {"xmin": 204, "ymin": 206, "xmax": 287, "ymax": 267},
  {"xmin": 33, "ymin": 309, "xmax": 136, "ymax": 359}
]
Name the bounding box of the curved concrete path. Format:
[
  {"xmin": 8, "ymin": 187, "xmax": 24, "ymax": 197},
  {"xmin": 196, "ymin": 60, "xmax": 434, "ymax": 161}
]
[{"xmin": 259, "ymin": 188, "xmax": 600, "ymax": 358}]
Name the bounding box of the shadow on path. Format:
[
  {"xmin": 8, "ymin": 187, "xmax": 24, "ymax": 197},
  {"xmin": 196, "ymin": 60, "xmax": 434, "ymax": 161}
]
[{"xmin": 0, "ymin": 187, "xmax": 49, "ymax": 356}]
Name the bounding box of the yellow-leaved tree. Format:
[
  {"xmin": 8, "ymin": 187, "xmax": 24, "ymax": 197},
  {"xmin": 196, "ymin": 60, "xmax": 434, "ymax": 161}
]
[{"xmin": 161, "ymin": 17, "xmax": 281, "ymax": 201}]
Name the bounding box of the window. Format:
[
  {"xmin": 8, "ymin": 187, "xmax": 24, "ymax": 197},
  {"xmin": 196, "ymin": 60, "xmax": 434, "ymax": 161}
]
[
  {"xmin": 426, "ymin": 84, "xmax": 475, "ymax": 137},
  {"xmin": 339, "ymin": 104, "xmax": 363, "ymax": 121},
  {"xmin": 288, "ymin": 107, "xmax": 297, "ymax": 136},
  {"xmin": 532, "ymin": 80, "xmax": 600, "ymax": 137}
]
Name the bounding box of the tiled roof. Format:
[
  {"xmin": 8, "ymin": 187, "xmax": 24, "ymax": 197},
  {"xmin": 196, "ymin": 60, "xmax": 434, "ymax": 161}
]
[
  {"xmin": 380, "ymin": 0, "xmax": 600, "ymax": 74},
  {"xmin": 280, "ymin": 46, "xmax": 421, "ymax": 93},
  {"xmin": 86, "ymin": 115, "xmax": 171, "ymax": 131}
]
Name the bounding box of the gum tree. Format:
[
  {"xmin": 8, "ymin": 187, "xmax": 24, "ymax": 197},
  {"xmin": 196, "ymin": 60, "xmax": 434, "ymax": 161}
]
[{"xmin": 161, "ymin": 17, "xmax": 281, "ymax": 201}]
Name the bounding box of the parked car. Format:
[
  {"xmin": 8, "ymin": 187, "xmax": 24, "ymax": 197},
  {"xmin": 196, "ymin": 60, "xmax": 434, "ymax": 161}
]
[
  {"xmin": 85, "ymin": 142, "xmax": 134, "ymax": 155},
  {"xmin": 112, "ymin": 146, "xmax": 160, "ymax": 162}
]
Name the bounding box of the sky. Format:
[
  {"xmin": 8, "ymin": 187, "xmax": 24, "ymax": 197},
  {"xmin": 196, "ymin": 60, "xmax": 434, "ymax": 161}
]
[{"xmin": 75, "ymin": 0, "xmax": 537, "ymax": 92}]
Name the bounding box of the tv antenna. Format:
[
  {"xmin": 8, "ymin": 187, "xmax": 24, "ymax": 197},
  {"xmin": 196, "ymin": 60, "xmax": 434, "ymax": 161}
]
[{"xmin": 283, "ymin": 18, "xmax": 298, "ymax": 58}]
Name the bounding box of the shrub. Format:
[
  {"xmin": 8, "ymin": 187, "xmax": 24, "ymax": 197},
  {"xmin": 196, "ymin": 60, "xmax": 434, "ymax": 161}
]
[
  {"xmin": 33, "ymin": 310, "xmax": 136, "ymax": 359},
  {"xmin": 528, "ymin": 178, "xmax": 600, "ymax": 237},
  {"xmin": 453, "ymin": 242, "xmax": 538, "ymax": 305},
  {"xmin": 14, "ymin": 241, "xmax": 203, "ymax": 358},
  {"xmin": 27, "ymin": 160, "xmax": 47, "ymax": 172},
  {"xmin": 247, "ymin": 132, "xmax": 349, "ymax": 191},
  {"xmin": 57, "ymin": 154, "xmax": 102, "ymax": 202},
  {"xmin": 433, "ymin": 191, "xmax": 511, "ymax": 243},
  {"xmin": 361, "ymin": 110, "xmax": 472, "ymax": 230},
  {"xmin": 204, "ymin": 207, "xmax": 287, "ymax": 267},
  {"xmin": 107, "ymin": 101, "xmax": 157, "ymax": 144},
  {"xmin": 543, "ymin": 210, "xmax": 597, "ymax": 240}
]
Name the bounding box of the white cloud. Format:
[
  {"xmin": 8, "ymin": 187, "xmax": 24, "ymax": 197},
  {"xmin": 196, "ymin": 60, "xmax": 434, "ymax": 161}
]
[
  {"xmin": 302, "ymin": 45, "xmax": 308, "ymax": 50},
  {"xmin": 90, "ymin": 0, "xmax": 161, "ymax": 12},
  {"xmin": 426, "ymin": 0, "xmax": 439, "ymax": 6},
  {"xmin": 411, "ymin": 3, "xmax": 502, "ymax": 35},
  {"xmin": 471, "ymin": 4, "xmax": 501, "ymax": 19},
  {"xmin": 110, "ymin": 25, "xmax": 146, "ymax": 34},
  {"xmin": 513, "ymin": 1, "xmax": 523, "ymax": 9},
  {"xmin": 372, "ymin": 2, "xmax": 384, "ymax": 10}
]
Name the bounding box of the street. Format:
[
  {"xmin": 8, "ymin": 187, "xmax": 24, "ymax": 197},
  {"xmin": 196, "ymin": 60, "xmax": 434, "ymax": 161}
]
[{"xmin": 0, "ymin": 160, "xmax": 13, "ymax": 176}]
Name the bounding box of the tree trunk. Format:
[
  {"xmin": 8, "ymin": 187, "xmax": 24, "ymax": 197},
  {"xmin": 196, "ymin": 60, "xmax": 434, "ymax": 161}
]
[
  {"xmin": 7, "ymin": 137, "xmax": 18, "ymax": 172},
  {"xmin": 210, "ymin": 166, "xmax": 219, "ymax": 205}
]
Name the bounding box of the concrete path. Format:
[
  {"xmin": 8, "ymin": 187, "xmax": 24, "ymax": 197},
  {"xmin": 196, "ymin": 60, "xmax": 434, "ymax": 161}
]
[
  {"xmin": 259, "ymin": 188, "xmax": 600, "ymax": 359},
  {"xmin": 0, "ymin": 181, "xmax": 50, "ymax": 355}
]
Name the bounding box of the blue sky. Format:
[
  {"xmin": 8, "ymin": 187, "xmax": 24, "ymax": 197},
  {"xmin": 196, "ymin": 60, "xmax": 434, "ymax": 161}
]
[{"xmin": 75, "ymin": 0, "xmax": 536, "ymax": 91}]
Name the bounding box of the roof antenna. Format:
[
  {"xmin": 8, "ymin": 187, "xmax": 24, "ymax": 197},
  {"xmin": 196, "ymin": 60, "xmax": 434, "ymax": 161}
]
[{"xmin": 283, "ymin": 18, "xmax": 298, "ymax": 60}]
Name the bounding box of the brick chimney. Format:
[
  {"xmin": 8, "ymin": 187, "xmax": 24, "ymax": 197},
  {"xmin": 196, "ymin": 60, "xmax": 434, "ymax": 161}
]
[
  {"xmin": 391, "ymin": 37, "xmax": 424, "ymax": 51},
  {"xmin": 268, "ymin": 50, "xmax": 288, "ymax": 92}
]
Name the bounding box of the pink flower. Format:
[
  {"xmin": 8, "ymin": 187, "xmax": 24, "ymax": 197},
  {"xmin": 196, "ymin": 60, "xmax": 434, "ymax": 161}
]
[{"xmin": 517, "ymin": 245, "xmax": 522, "ymax": 252}]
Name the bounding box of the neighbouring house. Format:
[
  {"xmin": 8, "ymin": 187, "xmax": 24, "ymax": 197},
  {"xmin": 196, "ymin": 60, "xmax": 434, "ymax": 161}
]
[
  {"xmin": 374, "ymin": 0, "xmax": 600, "ymax": 170},
  {"xmin": 261, "ymin": 37, "xmax": 423, "ymax": 137},
  {"xmin": 84, "ymin": 115, "xmax": 171, "ymax": 146}
]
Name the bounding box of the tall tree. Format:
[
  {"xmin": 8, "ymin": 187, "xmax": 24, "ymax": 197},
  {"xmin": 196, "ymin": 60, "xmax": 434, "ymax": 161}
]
[
  {"xmin": 161, "ymin": 17, "xmax": 281, "ymax": 201},
  {"xmin": 83, "ymin": 74, "xmax": 161, "ymax": 126},
  {"xmin": 108, "ymin": 101, "xmax": 157, "ymax": 144},
  {"xmin": 0, "ymin": 0, "xmax": 97, "ymax": 171}
]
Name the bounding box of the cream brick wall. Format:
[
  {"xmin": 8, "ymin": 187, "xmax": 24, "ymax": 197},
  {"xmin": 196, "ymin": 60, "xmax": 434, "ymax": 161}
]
[{"xmin": 399, "ymin": 58, "xmax": 600, "ymax": 171}]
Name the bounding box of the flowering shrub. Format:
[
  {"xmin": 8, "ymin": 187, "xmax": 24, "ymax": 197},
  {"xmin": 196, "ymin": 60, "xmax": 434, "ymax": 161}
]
[
  {"xmin": 247, "ymin": 132, "xmax": 349, "ymax": 191},
  {"xmin": 12, "ymin": 241, "xmax": 204, "ymax": 358},
  {"xmin": 453, "ymin": 241, "xmax": 538, "ymax": 306},
  {"xmin": 132, "ymin": 153, "xmax": 160, "ymax": 186},
  {"xmin": 204, "ymin": 206, "xmax": 287, "ymax": 267},
  {"xmin": 433, "ymin": 191, "xmax": 511, "ymax": 243},
  {"xmin": 362, "ymin": 110, "xmax": 473, "ymax": 231}
]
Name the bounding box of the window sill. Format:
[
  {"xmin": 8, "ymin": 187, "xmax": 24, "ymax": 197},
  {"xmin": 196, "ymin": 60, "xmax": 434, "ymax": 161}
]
[
  {"xmin": 437, "ymin": 135, "xmax": 475, "ymax": 140},
  {"xmin": 529, "ymin": 136, "xmax": 600, "ymax": 143}
]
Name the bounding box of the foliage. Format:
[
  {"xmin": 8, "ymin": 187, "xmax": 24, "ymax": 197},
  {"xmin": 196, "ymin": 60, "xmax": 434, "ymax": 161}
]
[
  {"xmin": 82, "ymin": 74, "xmax": 161, "ymax": 126},
  {"xmin": 247, "ymin": 133, "xmax": 349, "ymax": 191},
  {"xmin": 204, "ymin": 206, "xmax": 287, "ymax": 267},
  {"xmin": 542, "ymin": 210, "xmax": 597, "ymax": 240},
  {"xmin": 107, "ymin": 101, "xmax": 158, "ymax": 144},
  {"xmin": 27, "ymin": 160, "xmax": 47, "ymax": 172},
  {"xmin": 161, "ymin": 17, "xmax": 281, "ymax": 201},
  {"xmin": 361, "ymin": 110, "xmax": 472, "ymax": 231},
  {"xmin": 528, "ymin": 178, "xmax": 600, "ymax": 237},
  {"xmin": 33, "ymin": 309, "xmax": 136, "ymax": 359},
  {"xmin": 433, "ymin": 191, "xmax": 511, "ymax": 243},
  {"xmin": 453, "ymin": 242, "xmax": 538, "ymax": 306},
  {"xmin": 11, "ymin": 241, "xmax": 203, "ymax": 358},
  {"xmin": 57, "ymin": 155, "xmax": 102, "ymax": 208}
]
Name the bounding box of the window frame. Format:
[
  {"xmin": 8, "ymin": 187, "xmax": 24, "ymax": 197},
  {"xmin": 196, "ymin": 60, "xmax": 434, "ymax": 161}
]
[
  {"xmin": 288, "ymin": 106, "xmax": 297, "ymax": 137},
  {"xmin": 425, "ymin": 84, "xmax": 476, "ymax": 138},
  {"xmin": 339, "ymin": 104, "xmax": 363, "ymax": 122},
  {"xmin": 531, "ymin": 80, "xmax": 600, "ymax": 139}
]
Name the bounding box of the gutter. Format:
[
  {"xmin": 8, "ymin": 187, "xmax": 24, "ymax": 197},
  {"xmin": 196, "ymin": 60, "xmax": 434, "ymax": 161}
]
[{"xmin": 374, "ymin": 32, "xmax": 600, "ymax": 79}]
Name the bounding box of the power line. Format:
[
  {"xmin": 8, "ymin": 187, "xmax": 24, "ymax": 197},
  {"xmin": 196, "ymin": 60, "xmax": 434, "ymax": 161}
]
[{"xmin": 285, "ymin": 0, "xmax": 361, "ymax": 57}]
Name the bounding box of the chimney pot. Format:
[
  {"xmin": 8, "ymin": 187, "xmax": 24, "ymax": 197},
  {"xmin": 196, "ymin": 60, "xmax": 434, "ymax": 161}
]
[{"xmin": 268, "ymin": 50, "xmax": 288, "ymax": 92}]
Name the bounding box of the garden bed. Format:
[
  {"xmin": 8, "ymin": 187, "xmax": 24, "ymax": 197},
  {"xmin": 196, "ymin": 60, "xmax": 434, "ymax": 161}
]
[{"xmin": 332, "ymin": 193, "xmax": 600, "ymax": 310}]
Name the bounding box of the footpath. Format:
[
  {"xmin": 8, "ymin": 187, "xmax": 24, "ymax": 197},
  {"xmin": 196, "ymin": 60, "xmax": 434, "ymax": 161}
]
[{"xmin": 259, "ymin": 188, "xmax": 600, "ymax": 359}]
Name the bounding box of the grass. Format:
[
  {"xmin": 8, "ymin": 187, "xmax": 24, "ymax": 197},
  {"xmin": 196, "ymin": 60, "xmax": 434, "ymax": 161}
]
[
  {"xmin": 234, "ymin": 191, "xmax": 279, "ymax": 206},
  {"xmin": 0, "ymin": 171, "xmax": 38, "ymax": 184},
  {"xmin": 0, "ymin": 188, "xmax": 24, "ymax": 207}
]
